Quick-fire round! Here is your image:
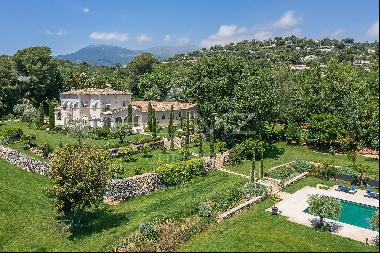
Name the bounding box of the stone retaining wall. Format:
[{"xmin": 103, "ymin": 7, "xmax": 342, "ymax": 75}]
[
  {"xmin": 218, "ymin": 195, "xmax": 265, "ymax": 220},
  {"xmin": 105, "ymin": 173, "xmax": 163, "ymax": 201},
  {"xmin": 0, "ymin": 145, "xmax": 51, "ymax": 176}
]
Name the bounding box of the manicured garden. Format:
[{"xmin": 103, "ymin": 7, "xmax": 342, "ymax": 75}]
[
  {"xmin": 180, "ymin": 177, "xmax": 378, "ymax": 252},
  {"xmin": 225, "ymin": 142, "xmax": 379, "ymax": 177},
  {"xmin": 0, "ymin": 158, "xmax": 244, "ymax": 251}
]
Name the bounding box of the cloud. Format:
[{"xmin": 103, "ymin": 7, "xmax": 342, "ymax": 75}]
[
  {"xmin": 367, "ymin": 20, "xmax": 379, "ymax": 37},
  {"xmin": 329, "ymin": 28, "xmax": 344, "ymax": 38},
  {"xmin": 200, "ymin": 25, "xmax": 250, "ymax": 47},
  {"xmin": 136, "ymin": 34, "xmax": 152, "ymax": 44},
  {"xmin": 83, "ymin": 8, "xmax": 90, "ymax": 13},
  {"xmin": 254, "ymin": 30, "xmax": 273, "ymax": 40},
  {"xmin": 45, "ymin": 28, "xmax": 66, "ymax": 36},
  {"xmin": 273, "ymin": 11, "xmax": 302, "ymax": 28},
  {"xmin": 178, "ymin": 37, "xmax": 190, "ymax": 45},
  {"xmin": 89, "ymin": 32, "xmax": 129, "ymax": 42},
  {"xmin": 163, "ymin": 34, "xmax": 172, "ymax": 42}
]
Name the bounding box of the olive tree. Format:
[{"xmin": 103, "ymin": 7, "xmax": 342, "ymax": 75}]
[
  {"xmin": 46, "ymin": 144, "xmax": 112, "ymax": 232},
  {"xmin": 307, "ymin": 194, "xmax": 341, "ymax": 230},
  {"xmin": 370, "ymin": 210, "xmax": 379, "ymax": 231}
]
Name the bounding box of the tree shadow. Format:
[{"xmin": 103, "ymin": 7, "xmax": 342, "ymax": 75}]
[
  {"xmin": 264, "ymin": 144, "xmax": 285, "ymax": 160},
  {"xmin": 310, "ymin": 218, "xmax": 343, "ymax": 233},
  {"xmin": 68, "ymin": 207, "xmax": 132, "ymax": 240}
]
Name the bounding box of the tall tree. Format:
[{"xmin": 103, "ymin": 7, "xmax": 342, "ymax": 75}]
[
  {"xmin": 147, "ymin": 102, "xmax": 153, "ymax": 132},
  {"xmin": 260, "ymin": 151, "xmax": 265, "ymax": 179},
  {"xmin": 38, "ymin": 103, "xmax": 44, "ymax": 127},
  {"xmin": 47, "ymin": 144, "xmax": 112, "ymax": 232},
  {"xmin": 168, "ymin": 105, "xmax": 174, "ymax": 150},
  {"xmin": 48, "ymin": 101, "xmax": 55, "ymax": 130},
  {"xmin": 127, "ymin": 103, "xmax": 133, "ymax": 134},
  {"xmin": 13, "ymin": 46, "xmax": 63, "ymax": 106},
  {"xmin": 250, "ymin": 151, "xmax": 256, "ymax": 183},
  {"xmin": 152, "ymin": 115, "xmax": 157, "ymax": 139}
]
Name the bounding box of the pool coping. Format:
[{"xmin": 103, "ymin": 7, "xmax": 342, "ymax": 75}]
[{"xmin": 269, "ymin": 186, "xmax": 379, "ymax": 244}]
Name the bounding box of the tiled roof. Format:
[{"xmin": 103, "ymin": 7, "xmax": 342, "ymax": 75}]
[
  {"xmin": 131, "ymin": 101, "xmax": 196, "ymax": 112},
  {"xmin": 61, "ymin": 88, "xmax": 132, "ymax": 95}
]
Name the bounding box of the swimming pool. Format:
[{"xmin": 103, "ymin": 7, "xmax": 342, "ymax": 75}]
[{"xmin": 304, "ymin": 199, "xmax": 379, "ymax": 230}]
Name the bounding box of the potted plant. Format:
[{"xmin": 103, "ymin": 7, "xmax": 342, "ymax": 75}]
[{"xmin": 269, "ymin": 193, "xmax": 281, "ymax": 215}]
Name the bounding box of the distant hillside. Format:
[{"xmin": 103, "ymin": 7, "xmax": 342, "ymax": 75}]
[{"xmin": 56, "ymin": 45, "xmax": 199, "ymax": 66}]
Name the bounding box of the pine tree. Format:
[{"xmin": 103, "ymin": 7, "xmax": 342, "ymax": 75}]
[
  {"xmin": 127, "ymin": 103, "xmax": 133, "ymax": 134},
  {"xmin": 48, "ymin": 101, "xmax": 55, "ymax": 130},
  {"xmin": 168, "ymin": 105, "xmax": 174, "ymax": 150}
]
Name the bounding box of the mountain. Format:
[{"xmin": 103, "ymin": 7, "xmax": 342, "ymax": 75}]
[{"xmin": 56, "ymin": 44, "xmax": 200, "ymax": 66}]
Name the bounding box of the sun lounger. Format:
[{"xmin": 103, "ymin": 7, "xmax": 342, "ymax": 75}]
[
  {"xmin": 370, "ymin": 191, "xmax": 379, "ymax": 199},
  {"xmin": 366, "ymin": 187, "xmax": 374, "ymax": 197},
  {"xmin": 348, "ymin": 185, "xmax": 357, "ymax": 194},
  {"xmin": 336, "ymin": 183, "xmax": 344, "ymax": 191}
]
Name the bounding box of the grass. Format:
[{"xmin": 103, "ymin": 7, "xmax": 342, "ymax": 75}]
[
  {"xmin": 0, "ymin": 158, "xmax": 245, "ymax": 252},
  {"xmin": 226, "ymin": 142, "xmax": 379, "ymax": 177},
  {"xmin": 180, "ymin": 176, "xmax": 378, "ymax": 252},
  {"xmin": 283, "ymin": 176, "xmax": 338, "ymax": 193}
]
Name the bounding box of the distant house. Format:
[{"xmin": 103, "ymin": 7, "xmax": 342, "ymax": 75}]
[
  {"xmin": 319, "ymin": 46, "xmax": 334, "ymax": 52},
  {"xmin": 302, "ymin": 55, "xmax": 318, "ymax": 62},
  {"xmin": 353, "ymin": 60, "xmax": 371, "ymax": 66},
  {"xmin": 290, "ymin": 64, "xmax": 310, "ymax": 70},
  {"xmin": 54, "ymin": 88, "xmax": 198, "ymax": 133}
]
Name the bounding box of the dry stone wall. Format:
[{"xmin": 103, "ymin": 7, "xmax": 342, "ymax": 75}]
[{"xmin": 0, "ymin": 145, "xmax": 51, "ymax": 176}]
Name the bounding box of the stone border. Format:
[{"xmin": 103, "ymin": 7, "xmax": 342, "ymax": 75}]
[{"xmin": 218, "ymin": 195, "xmax": 265, "ymax": 221}]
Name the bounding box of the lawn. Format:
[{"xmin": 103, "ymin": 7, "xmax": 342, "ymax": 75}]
[
  {"xmin": 226, "ymin": 142, "xmax": 379, "ymax": 177},
  {"xmin": 0, "ymin": 158, "xmax": 245, "ymax": 252},
  {"xmin": 180, "ymin": 176, "xmax": 378, "ymax": 252}
]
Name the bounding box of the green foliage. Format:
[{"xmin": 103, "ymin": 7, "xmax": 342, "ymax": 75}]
[
  {"xmin": 38, "ymin": 104, "xmax": 45, "ymax": 128},
  {"xmin": 215, "ymin": 140, "xmax": 227, "ymax": 154},
  {"xmin": 241, "ymin": 182, "xmax": 268, "ymax": 199},
  {"xmin": 22, "ymin": 133, "xmax": 36, "ymax": 146},
  {"xmin": 90, "ymin": 127, "xmax": 111, "ymax": 139},
  {"xmin": 13, "ymin": 98, "xmax": 37, "ymax": 122},
  {"xmin": 154, "ymin": 158, "xmax": 204, "ymax": 186},
  {"xmin": 139, "ymin": 221, "xmax": 159, "ymax": 241},
  {"xmin": 1, "ymin": 125, "xmax": 23, "ymax": 139},
  {"xmin": 307, "ymin": 194, "xmax": 342, "ymax": 229},
  {"xmin": 111, "ymin": 165, "xmax": 125, "ymax": 179},
  {"xmin": 48, "ymin": 101, "xmax": 55, "ymax": 130},
  {"xmin": 147, "ymin": 102, "xmax": 154, "ymax": 132},
  {"xmin": 292, "ymin": 160, "xmax": 312, "ymax": 173},
  {"xmin": 47, "ymin": 144, "xmax": 112, "ymax": 232},
  {"xmin": 370, "ymin": 210, "xmax": 379, "ymax": 231},
  {"xmin": 127, "ymin": 103, "xmax": 133, "ymax": 133},
  {"xmin": 209, "ymin": 187, "xmax": 243, "ymax": 212},
  {"xmin": 284, "ymin": 122, "xmax": 301, "ymax": 145},
  {"xmin": 134, "ymin": 167, "xmax": 142, "ymax": 175},
  {"xmin": 198, "ymin": 202, "xmax": 213, "ymax": 218},
  {"xmin": 266, "ymin": 166, "xmax": 298, "ymax": 181},
  {"xmin": 112, "ymin": 122, "xmax": 129, "ymax": 144},
  {"xmin": 40, "ymin": 142, "xmax": 53, "ymax": 158},
  {"xmin": 168, "ymin": 105, "xmax": 174, "ymax": 150},
  {"xmin": 306, "ymin": 114, "xmax": 344, "ymax": 147}
]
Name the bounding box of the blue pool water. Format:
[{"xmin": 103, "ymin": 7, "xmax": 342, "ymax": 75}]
[{"xmin": 304, "ymin": 199, "xmax": 379, "ymax": 230}]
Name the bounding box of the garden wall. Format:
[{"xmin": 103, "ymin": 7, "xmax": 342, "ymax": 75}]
[
  {"xmin": 0, "ymin": 145, "xmax": 51, "ymax": 176},
  {"xmin": 105, "ymin": 173, "xmax": 163, "ymax": 202}
]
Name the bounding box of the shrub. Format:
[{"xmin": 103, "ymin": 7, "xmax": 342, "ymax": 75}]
[
  {"xmin": 154, "ymin": 158, "xmax": 204, "ymax": 186},
  {"xmin": 160, "ymin": 145, "xmax": 168, "ymax": 154},
  {"xmin": 139, "ymin": 221, "xmax": 159, "ymax": 241},
  {"xmin": 292, "ymin": 160, "xmax": 312, "ymax": 173},
  {"xmin": 134, "ymin": 167, "xmax": 142, "ymax": 175},
  {"xmin": 284, "ymin": 122, "xmax": 301, "ymax": 145},
  {"xmin": 92, "ymin": 127, "xmax": 111, "ymax": 139},
  {"xmin": 198, "ymin": 202, "xmax": 212, "ymax": 218},
  {"xmin": 22, "ymin": 133, "xmax": 37, "ymax": 147},
  {"xmin": 2, "ymin": 125, "xmax": 23, "ymax": 139},
  {"xmin": 13, "ymin": 98, "xmax": 37, "ymax": 123},
  {"xmin": 241, "ymin": 182, "xmax": 268, "ymax": 199},
  {"xmin": 266, "ymin": 166, "xmax": 298, "ymax": 181},
  {"xmin": 40, "ymin": 143, "xmax": 54, "ymax": 158},
  {"xmin": 111, "ymin": 165, "xmax": 125, "ymax": 179},
  {"xmin": 119, "ymin": 146, "xmax": 139, "ymax": 158}
]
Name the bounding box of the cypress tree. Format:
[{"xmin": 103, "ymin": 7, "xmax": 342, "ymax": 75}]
[
  {"xmin": 198, "ymin": 133, "xmax": 203, "ymax": 157},
  {"xmin": 185, "ymin": 116, "xmax": 190, "ymax": 147},
  {"xmin": 152, "ymin": 114, "xmax": 157, "ymax": 139},
  {"xmin": 127, "ymin": 103, "xmax": 133, "ymax": 133},
  {"xmin": 251, "ymin": 151, "xmax": 256, "ymax": 183},
  {"xmin": 38, "ymin": 104, "xmax": 44, "ymax": 128},
  {"xmin": 209, "ymin": 129, "xmax": 215, "ymax": 159},
  {"xmin": 48, "ymin": 101, "xmax": 55, "ymax": 130},
  {"xmin": 147, "ymin": 102, "xmax": 153, "ymax": 132},
  {"xmin": 168, "ymin": 105, "xmax": 174, "ymax": 150},
  {"xmin": 260, "ymin": 151, "xmax": 264, "ymax": 179}
]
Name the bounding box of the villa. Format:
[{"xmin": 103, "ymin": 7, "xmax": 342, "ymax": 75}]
[{"xmin": 54, "ymin": 88, "xmax": 198, "ymax": 132}]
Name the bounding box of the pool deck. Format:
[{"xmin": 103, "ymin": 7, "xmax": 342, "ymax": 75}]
[{"xmin": 270, "ymin": 186, "xmax": 379, "ymax": 244}]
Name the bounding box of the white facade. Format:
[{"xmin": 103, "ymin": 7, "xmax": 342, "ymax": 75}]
[{"xmin": 55, "ymin": 88, "xmax": 199, "ymax": 133}]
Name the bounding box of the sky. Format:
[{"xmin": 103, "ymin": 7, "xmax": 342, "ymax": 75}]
[{"xmin": 0, "ymin": 0, "xmax": 378, "ymax": 55}]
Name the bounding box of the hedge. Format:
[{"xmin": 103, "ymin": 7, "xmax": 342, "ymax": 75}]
[{"xmin": 154, "ymin": 158, "xmax": 205, "ymax": 186}]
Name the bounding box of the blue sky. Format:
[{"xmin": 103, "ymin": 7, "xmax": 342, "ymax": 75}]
[{"xmin": 0, "ymin": 0, "xmax": 378, "ymax": 55}]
